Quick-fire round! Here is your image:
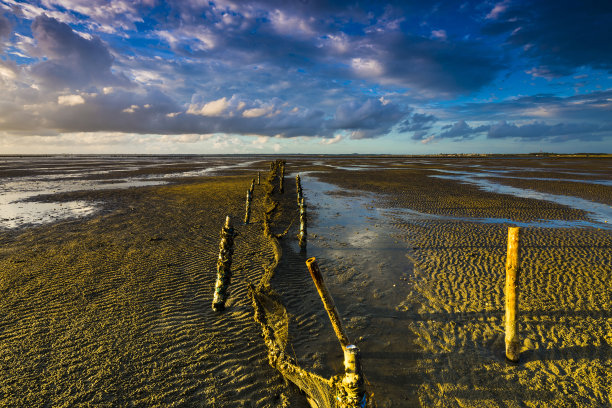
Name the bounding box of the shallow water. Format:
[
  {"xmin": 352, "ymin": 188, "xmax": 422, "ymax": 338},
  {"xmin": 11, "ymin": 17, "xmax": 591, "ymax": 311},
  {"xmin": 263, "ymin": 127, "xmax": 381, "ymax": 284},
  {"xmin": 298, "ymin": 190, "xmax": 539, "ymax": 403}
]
[
  {"xmin": 0, "ymin": 157, "xmax": 260, "ymax": 229},
  {"xmin": 431, "ymin": 173, "xmax": 611, "ymax": 226}
]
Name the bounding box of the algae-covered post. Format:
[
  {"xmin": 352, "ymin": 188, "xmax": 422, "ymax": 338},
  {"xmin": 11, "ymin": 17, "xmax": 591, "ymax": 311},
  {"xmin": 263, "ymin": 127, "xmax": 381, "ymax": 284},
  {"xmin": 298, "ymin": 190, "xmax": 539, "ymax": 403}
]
[
  {"xmin": 212, "ymin": 216, "xmax": 236, "ymax": 312},
  {"xmin": 505, "ymin": 226, "xmax": 520, "ymax": 362},
  {"xmin": 305, "ymin": 257, "xmax": 349, "ymax": 348},
  {"xmin": 244, "ymin": 189, "xmax": 252, "ymax": 225},
  {"xmin": 342, "ymin": 345, "xmax": 366, "ymax": 407},
  {"xmin": 296, "ymin": 174, "xmax": 302, "ymax": 205},
  {"xmin": 298, "ymin": 197, "xmax": 307, "ymax": 248}
]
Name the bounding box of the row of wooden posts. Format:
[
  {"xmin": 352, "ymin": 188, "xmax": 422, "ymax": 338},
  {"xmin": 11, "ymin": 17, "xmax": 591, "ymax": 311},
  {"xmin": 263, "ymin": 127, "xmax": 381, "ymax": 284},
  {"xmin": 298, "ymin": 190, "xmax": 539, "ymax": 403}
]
[
  {"xmin": 210, "ymin": 163, "xmax": 523, "ymax": 406},
  {"xmin": 210, "ymin": 166, "xmax": 367, "ymax": 406}
]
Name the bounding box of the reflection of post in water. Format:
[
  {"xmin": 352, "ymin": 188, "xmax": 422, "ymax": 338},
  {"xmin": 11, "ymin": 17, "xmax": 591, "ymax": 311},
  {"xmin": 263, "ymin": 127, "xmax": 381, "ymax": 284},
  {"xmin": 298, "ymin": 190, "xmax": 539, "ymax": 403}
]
[
  {"xmin": 298, "ymin": 197, "xmax": 307, "ymax": 249},
  {"xmin": 212, "ymin": 216, "xmax": 236, "ymax": 312},
  {"xmin": 505, "ymin": 227, "xmax": 520, "ymax": 362},
  {"xmin": 305, "ymin": 258, "xmax": 367, "ymax": 406}
]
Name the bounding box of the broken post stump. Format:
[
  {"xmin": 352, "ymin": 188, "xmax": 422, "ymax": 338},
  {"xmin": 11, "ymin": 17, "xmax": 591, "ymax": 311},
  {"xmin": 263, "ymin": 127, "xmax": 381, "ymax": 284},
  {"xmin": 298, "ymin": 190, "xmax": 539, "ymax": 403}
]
[
  {"xmin": 505, "ymin": 226, "xmax": 520, "ymax": 362},
  {"xmin": 279, "ymin": 161, "xmax": 285, "ymax": 193},
  {"xmin": 298, "ymin": 197, "xmax": 307, "ymax": 248},
  {"xmin": 212, "ymin": 216, "xmax": 236, "ymax": 312},
  {"xmin": 305, "ymin": 257, "xmax": 349, "ymax": 348},
  {"xmin": 342, "ymin": 345, "xmax": 366, "ymax": 407}
]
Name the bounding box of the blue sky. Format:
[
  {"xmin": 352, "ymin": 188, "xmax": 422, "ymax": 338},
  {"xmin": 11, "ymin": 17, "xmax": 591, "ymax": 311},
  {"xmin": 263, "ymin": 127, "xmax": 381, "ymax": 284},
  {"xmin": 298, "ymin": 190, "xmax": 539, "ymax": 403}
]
[{"xmin": 0, "ymin": 0, "xmax": 610, "ymax": 154}]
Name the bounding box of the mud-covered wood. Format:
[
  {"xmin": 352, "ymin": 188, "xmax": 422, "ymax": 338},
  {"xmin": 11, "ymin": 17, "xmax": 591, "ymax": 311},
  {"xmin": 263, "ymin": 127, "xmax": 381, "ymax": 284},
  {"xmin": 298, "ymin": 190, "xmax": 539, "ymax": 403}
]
[
  {"xmin": 212, "ymin": 216, "xmax": 236, "ymax": 311},
  {"xmin": 305, "ymin": 257, "xmax": 349, "ymax": 349}
]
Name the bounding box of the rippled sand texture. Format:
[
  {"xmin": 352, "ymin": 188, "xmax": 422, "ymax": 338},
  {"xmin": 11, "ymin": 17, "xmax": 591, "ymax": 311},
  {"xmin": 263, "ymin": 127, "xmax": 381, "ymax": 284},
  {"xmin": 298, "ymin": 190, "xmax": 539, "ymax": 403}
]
[
  {"xmin": 0, "ymin": 176, "xmax": 305, "ymax": 407},
  {"xmin": 398, "ymin": 223, "xmax": 611, "ymax": 407},
  {"xmin": 311, "ymin": 157, "xmax": 611, "ymax": 407}
]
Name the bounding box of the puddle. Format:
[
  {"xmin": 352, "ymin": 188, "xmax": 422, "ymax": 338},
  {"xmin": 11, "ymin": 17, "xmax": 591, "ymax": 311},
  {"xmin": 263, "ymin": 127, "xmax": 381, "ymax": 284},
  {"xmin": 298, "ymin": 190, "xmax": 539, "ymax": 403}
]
[{"xmin": 431, "ymin": 173, "xmax": 611, "ymax": 226}]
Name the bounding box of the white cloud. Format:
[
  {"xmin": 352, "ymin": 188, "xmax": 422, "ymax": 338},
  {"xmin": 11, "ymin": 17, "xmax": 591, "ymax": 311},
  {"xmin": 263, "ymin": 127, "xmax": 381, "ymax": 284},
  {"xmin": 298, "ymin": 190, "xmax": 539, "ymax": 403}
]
[
  {"xmin": 272, "ymin": 143, "xmax": 281, "ymax": 152},
  {"xmin": 243, "ymin": 107, "xmax": 270, "ymax": 118},
  {"xmin": 270, "ymin": 9, "xmax": 314, "ymax": 37},
  {"xmin": 351, "ymin": 58, "xmax": 384, "ymax": 77},
  {"xmin": 189, "ymin": 97, "xmax": 230, "ymax": 116},
  {"xmin": 57, "ymin": 94, "xmax": 85, "ymax": 106},
  {"xmin": 122, "ymin": 104, "xmax": 139, "ymax": 113},
  {"xmin": 431, "ymin": 29, "xmax": 447, "ymax": 41},
  {"xmin": 320, "ymin": 134, "xmax": 343, "ymax": 145},
  {"xmin": 486, "ymin": 0, "xmax": 510, "ymax": 20}
]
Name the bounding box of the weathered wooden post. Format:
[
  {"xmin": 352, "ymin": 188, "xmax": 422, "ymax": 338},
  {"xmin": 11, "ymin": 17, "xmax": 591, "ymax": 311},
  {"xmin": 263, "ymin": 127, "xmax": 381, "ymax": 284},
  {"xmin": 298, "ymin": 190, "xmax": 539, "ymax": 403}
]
[
  {"xmin": 342, "ymin": 345, "xmax": 366, "ymax": 407},
  {"xmin": 250, "ymin": 178, "xmax": 255, "ymax": 193},
  {"xmin": 279, "ymin": 161, "xmax": 285, "ymax": 193},
  {"xmin": 298, "ymin": 197, "xmax": 307, "ymax": 249},
  {"xmin": 257, "ymin": 171, "xmax": 260, "ymax": 185},
  {"xmin": 296, "ymin": 174, "xmax": 302, "ymax": 205},
  {"xmin": 305, "ymin": 258, "xmax": 367, "ymax": 406},
  {"xmin": 244, "ymin": 188, "xmax": 252, "ymax": 224},
  {"xmin": 212, "ymin": 216, "xmax": 236, "ymax": 312},
  {"xmin": 505, "ymin": 226, "xmax": 520, "ymax": 362},
  {"xmin": 305, "ymin": 257, "xmax": 349, "ymax": 348}
]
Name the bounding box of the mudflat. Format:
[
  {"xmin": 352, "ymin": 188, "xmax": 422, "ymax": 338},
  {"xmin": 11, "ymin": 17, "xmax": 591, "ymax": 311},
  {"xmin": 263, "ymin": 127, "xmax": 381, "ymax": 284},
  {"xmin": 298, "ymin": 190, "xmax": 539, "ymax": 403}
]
[{"xmin": 0, "ymin": 156, "xmax": 610, "ymax": 407}]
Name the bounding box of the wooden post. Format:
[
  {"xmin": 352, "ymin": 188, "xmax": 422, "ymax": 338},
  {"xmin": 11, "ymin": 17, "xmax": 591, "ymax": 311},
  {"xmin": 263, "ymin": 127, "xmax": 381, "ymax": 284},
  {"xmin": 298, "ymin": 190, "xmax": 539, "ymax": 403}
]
[
  {"xmin": 305, "ymin": 257, "xmax": 349, "ymax": 348},
  {"xmin": 279, "ymin": 161, "xmax": 285, "ymax": 193},
  {"xmin": 505, "ymin": 227, "xmax": 520, "ymax": 362},
  {"xmin": 250, "ymin": 178, "xmax": 255, "ymax": 193},
  {"xmin": 298, "ymin": 197, "xmax": 307, "ymax": 248},
  {"xmin": 212, "ymin": 216, "xmax": 236, "ymax": 312},
  {"xmin": 296, "ymin": 174, "xmax": 302, "ymax": 205},
  {"xmin": 244, "ymin": 189, "xmax": 252, "ymax": 224},
  {"xmin": 342, "ymin": 345, "xmax": 366, "ymax": 407},
  {"xmin": 257, "ymin": 171, "xmax": 260, "ymax": 185}
]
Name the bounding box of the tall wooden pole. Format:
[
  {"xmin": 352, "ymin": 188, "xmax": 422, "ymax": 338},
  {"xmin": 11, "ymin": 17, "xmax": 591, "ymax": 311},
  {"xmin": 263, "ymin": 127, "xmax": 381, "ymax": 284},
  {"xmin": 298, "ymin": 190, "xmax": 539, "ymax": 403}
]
[
  {"xmin": 305, "ymin": 257, "xmax": 349, "ymax": 349},
  {"xmin": 505, "ymin": 227, "xmax": 520, "ymax": 362}
]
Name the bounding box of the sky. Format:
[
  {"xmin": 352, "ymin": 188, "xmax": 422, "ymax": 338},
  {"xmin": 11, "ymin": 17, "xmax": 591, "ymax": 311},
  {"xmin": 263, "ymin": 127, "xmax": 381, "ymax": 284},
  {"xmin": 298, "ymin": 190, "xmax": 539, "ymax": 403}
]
[{"xmin": 0, "ymin": 0, "xmax": 610, "ymax": 154}]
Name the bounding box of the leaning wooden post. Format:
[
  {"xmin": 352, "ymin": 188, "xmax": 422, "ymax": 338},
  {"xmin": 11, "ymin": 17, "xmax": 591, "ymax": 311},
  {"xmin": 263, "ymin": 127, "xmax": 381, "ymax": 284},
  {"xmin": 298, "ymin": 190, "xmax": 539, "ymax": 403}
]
[
  {"xmin": 212, "ymin": 216, "xmax": 236, "ymax": 312},
  {"xmin": 244, "ymin": 189, "xmax": 252, "ymax": 224},
  {"xmin": 305, "ymin": 257, "xmax": 349, "ymax": 348},
  {"xmin": 298, "ymin": 197, "xmax": 307, "ymax": 249},
  {"xmin": 250, "ymin": 178, "xmax": 255, "ymax": 193},
  {"xmin": 505, "ymin": 227, "xmax": 520, "ymax": 362},
  {"xmin": 342, "ymin": 345, "xmax": 366, "ymax": 407}
]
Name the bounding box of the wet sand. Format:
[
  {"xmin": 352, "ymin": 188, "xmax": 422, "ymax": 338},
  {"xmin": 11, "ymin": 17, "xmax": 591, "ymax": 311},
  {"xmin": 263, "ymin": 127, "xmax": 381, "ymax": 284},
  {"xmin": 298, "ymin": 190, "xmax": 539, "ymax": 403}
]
[{"xmin": 1, "ymin": 155, "xmax": 610, "ymax": 407}]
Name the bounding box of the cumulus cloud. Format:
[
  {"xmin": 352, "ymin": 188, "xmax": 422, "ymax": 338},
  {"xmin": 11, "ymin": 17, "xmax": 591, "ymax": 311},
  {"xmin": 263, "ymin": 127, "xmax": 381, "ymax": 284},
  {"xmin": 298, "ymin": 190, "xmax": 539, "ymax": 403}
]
[
  {"xmin": 29, "ymin": 14, "xmax": 129, "ymax": 89},
  {"xmin": 57, "ymin": 94, "xmax": 85, "ymax": 106},
  {"xmin": 188, "ymin": 97, "xmax": 230, "ymax": 116},
  {"xmin": 331, "ymin": 98, "xmax": 408, "ymax": 139},
  {"xmin": 0, "ymin": 0, "xmax": 609, "ymax": 151}
]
